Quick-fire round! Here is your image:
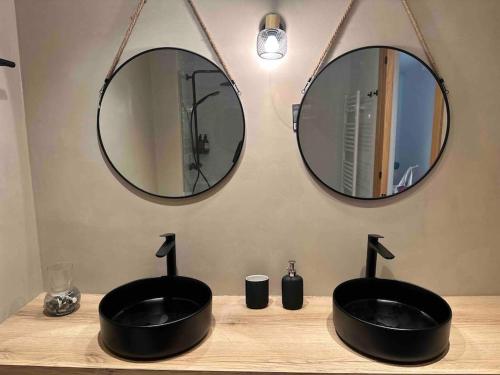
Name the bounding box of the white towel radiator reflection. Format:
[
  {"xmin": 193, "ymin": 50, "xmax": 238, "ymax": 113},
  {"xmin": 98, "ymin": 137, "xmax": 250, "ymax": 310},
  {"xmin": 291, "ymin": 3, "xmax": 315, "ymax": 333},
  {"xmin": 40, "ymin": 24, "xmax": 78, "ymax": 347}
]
[{"xmin": 342, "ymin": 91, "xmax": 377, "ymax": 197}]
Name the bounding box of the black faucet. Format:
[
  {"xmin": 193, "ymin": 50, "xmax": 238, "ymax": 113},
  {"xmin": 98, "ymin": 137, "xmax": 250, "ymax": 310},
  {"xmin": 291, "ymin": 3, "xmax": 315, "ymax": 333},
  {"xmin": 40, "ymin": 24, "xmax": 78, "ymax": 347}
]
[
  {"xmin": 156, "ymin": 233, "xmax": 177, "ymax": 276},
  {"xmin": 366, "ymin": 234, "xmax": 395, "ymax": 278}
]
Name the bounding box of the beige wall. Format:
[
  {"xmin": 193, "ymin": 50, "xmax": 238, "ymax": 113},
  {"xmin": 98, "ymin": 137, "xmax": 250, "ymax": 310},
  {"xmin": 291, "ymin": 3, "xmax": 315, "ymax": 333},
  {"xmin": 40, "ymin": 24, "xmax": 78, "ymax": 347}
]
[
  {"xmin": 14, "ymin": 0, "xmax": 500, "ymax": 296},
  {"xmin": 0, "ymin": 0, "xmax": 42, "ymax": 322}
]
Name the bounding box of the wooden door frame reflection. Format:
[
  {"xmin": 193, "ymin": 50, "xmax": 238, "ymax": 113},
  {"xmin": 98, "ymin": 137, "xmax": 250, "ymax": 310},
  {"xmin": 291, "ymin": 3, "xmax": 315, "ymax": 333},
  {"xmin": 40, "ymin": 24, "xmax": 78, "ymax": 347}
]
[{"xmin": 373, "ymin": 48, "xmax": 445, "ymax": 198}]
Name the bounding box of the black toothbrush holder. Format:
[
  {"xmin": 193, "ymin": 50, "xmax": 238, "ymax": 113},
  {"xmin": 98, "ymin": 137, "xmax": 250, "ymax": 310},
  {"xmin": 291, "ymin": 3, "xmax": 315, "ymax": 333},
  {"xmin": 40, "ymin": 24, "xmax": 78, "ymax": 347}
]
[{"xmin": 245, "ymin": 275, "xmax": 269, "ymax": 309}]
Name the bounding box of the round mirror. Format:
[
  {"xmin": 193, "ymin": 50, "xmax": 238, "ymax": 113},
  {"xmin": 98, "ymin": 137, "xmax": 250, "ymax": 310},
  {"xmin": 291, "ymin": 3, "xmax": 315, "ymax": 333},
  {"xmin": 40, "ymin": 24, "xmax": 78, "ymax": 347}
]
[
  {"xmin": 297, "ymin": 46, "xmax": 449, "ymax": 199},
  {"xmin": 98, "ymin": 48, "xmax": 245, "ymax": 198}
]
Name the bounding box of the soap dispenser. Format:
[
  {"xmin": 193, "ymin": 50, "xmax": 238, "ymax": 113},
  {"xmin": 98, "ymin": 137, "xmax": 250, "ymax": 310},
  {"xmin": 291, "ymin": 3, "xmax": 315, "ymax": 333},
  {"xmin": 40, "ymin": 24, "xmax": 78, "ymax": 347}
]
[{"xmin": 282, "ymin": 260, "xmax": 303, "ymax": 310}]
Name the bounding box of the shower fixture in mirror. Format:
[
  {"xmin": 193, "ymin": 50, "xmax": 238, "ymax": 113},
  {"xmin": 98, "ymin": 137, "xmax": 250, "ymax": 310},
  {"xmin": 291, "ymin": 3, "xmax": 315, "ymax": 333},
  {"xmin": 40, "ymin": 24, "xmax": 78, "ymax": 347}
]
[
  {"xmin": 297, "ymin": 46, "xmax": 449, "ymax": 200},
  {"xmin": 98, "ymin": 48, "xmax": 245, "ymax": 198}
]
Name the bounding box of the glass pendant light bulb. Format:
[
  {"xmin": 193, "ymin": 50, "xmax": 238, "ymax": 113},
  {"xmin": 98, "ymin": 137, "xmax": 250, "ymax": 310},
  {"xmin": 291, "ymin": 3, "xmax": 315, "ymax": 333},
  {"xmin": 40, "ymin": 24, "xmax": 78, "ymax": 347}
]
[
  {"xmin": 264, "ymin": 35, "xmax": 279, "ymax": 53},
  {"xmin": 257, "ymin": 13, "xmax": 287, "ymax": 60}
]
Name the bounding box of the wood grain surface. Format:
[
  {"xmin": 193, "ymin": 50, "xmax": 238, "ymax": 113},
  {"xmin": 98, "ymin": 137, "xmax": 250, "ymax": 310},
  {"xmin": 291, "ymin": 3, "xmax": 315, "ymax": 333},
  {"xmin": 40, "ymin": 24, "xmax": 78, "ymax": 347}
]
[{"xmin": 0, "ymin": 294, "xmax": 499, "ymax": 374}]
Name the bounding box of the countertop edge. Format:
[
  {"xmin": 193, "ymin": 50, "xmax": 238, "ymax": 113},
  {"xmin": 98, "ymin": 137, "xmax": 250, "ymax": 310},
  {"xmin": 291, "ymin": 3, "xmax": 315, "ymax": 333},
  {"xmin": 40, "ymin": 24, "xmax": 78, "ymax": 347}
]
[{"xmin": 1, "ymin": 294, "xmax": 500, "ymax": 375}]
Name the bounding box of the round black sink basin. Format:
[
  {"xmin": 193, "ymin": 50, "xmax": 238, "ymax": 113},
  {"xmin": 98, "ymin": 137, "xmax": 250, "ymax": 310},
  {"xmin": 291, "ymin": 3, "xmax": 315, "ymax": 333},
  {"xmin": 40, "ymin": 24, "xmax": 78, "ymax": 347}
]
[
  {"xmin": 99, "ymin": 276, "xmax": 212, "ymax": 360},
  {"xmin": 333, "ymin": 278, "xmax": 452, "ymax": 364}
]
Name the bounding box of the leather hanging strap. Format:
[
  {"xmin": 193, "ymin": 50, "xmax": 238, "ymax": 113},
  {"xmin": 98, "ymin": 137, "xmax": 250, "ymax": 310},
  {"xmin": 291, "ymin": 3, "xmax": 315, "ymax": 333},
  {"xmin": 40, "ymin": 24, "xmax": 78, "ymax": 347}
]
[
  {"xmin": 104, "ymin": 0, "xmax": 147, "ymax": 84},
  {"xmin": 302, "ymin": 0, "xmax": 447, "ymax": 94},
  {"xmin": 186, "ymin": 0, "xmax": 240, "ymax": 95},
  {"xmin": 401, "ymin": 0, "xmax": 447, "ymax": 92},
  {"xmin": 101, "ymin": 0, "xmax": 241, "ymax": 95},
  {"xmin": 302, "ymin": 0, "xmax": 356, "ymax": 94}
]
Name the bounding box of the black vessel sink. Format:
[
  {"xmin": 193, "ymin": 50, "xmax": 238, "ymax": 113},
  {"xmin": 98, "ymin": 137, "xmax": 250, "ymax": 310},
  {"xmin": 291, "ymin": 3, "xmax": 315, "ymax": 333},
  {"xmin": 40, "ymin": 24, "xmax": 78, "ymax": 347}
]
[
  {"xmin": 99, "ymin": 234, "xmax": 212, "ymax": 360},
  {"xmin": 333, "ymin": 235, "xmax": 452, "ymax": 364}
]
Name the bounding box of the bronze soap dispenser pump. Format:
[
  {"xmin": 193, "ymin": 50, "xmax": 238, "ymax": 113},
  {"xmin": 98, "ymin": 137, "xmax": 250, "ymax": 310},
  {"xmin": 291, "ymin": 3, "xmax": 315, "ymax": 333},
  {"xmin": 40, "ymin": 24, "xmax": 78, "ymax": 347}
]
[{"xmin": 281, "ymin": 260, "xmax": 303, "ymax": 310}]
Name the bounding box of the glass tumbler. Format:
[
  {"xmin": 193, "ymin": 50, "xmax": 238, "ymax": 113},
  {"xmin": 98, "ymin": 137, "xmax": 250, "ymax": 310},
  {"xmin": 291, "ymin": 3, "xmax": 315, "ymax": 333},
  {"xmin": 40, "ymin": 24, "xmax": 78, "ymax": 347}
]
[{"xmin": 43, "ymin": 262, "xmax": 81, "ymax": 316}]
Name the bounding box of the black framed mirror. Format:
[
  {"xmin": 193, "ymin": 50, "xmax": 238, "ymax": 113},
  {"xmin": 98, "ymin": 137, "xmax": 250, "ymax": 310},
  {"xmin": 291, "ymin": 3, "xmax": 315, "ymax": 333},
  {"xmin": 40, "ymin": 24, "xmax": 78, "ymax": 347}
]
[
  {"xmin": 297, "ymin": 46, "xmax": 450, "ymax": 200},
  {"xmin": 98, "ymin": 47, "xmax": 245, "ymax": 199}
]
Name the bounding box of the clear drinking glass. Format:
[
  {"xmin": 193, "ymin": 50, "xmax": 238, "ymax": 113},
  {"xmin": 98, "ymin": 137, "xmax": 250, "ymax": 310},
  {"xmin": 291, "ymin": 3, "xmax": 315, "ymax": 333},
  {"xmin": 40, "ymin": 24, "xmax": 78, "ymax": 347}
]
[{"xmin": 43, "ymin": 262, "xmax": 81, "ymax": 316}]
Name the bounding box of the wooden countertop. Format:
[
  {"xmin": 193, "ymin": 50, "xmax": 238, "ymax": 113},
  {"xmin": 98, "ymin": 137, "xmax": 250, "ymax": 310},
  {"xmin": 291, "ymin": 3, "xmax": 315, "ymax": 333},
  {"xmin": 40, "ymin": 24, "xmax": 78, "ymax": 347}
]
[{"xmin": 0, "ymin": 294, "xmax": 499, "ymax": 374}]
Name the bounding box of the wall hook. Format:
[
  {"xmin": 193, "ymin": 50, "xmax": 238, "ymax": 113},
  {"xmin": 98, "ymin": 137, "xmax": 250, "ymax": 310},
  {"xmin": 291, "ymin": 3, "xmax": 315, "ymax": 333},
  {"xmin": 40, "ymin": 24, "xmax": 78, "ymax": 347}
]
[{"xmin": 0, "ymin": 58, "xmax": 15, "ymax": 68}]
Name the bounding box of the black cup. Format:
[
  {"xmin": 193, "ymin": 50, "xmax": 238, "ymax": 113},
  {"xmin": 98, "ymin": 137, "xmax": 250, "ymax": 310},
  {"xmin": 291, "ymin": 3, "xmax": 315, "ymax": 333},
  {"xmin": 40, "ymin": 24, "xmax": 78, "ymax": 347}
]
[{"xmin": 245, "ymin": 275, "xmax": 269, "ymax": 309}]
